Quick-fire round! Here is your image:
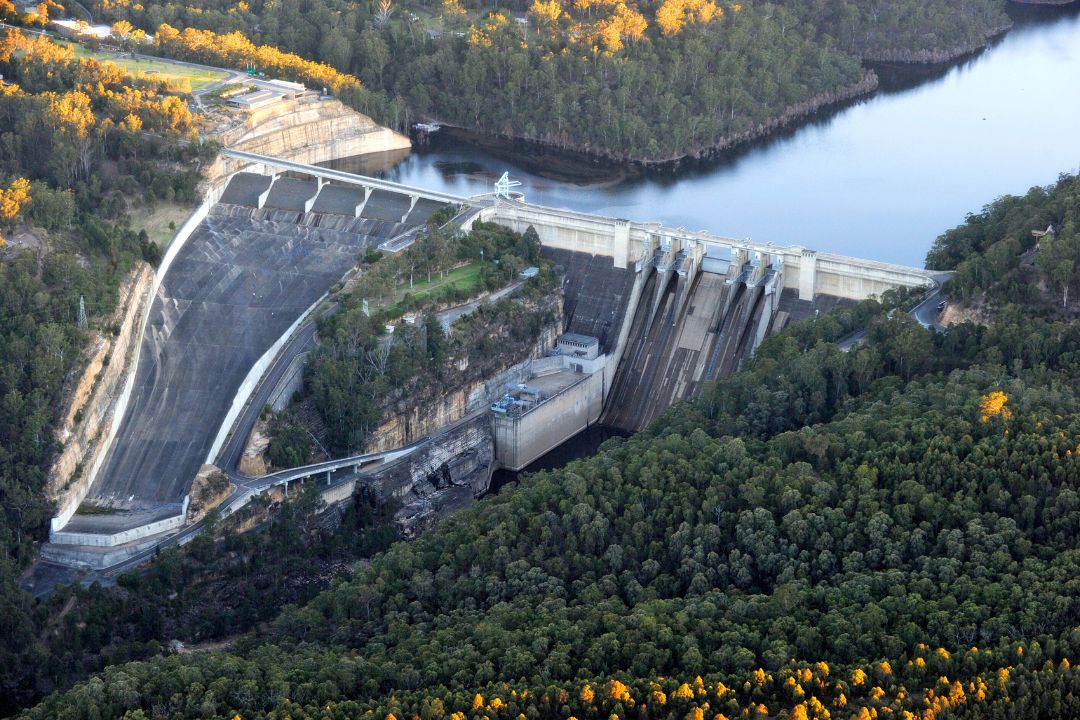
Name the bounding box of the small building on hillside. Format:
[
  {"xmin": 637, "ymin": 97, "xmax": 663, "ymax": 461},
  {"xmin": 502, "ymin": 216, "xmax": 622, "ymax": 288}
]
[
  {"xmin": 249, "ymin": 78, "xmax": 307, "ymax": 98},
  {"xmin": 556, "ymin": 333, "xmax": 600, "ymax": 361},
  {"xmin": 227, "ymin": 89, "xmax": 285, "ymax": 110},
  {"xmin": 51, "ymin": 19, "xmax": 113, "ymax": 41}
]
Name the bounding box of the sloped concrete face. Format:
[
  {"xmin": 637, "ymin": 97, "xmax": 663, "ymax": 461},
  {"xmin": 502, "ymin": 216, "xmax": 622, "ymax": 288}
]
[
  {"xmin": 264, "ymin": 177, "xmax": 318, "ymax": 211},
  {"xmin": 80, "ymin": 206, "xmax": 409, "ymax": 529},
  {"xmin": 405, "ymin": 198, "xmax": 451, "ymax": 225},
  {"xmin": 219, "ymin": 173, "xmax": 273, "ymax": 206},
  {"xmin": 542, "ymin": 247, "xmax": 636, "ymax": 353},
  {"xmin": 311, "ymin": 184, "xmax": 365, "ymax": 216},
  {"xmin": 362, "ymin": 189, "xmax": 412, "ymax": 222}
]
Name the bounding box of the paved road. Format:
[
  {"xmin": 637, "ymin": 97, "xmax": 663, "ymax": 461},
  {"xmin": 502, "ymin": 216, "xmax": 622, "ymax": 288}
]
[
  {"xmin": 838, "ymin": 272, "xmax": 953, "ymax": 350},
  {"xmin": 911, "ymin": 282, "xmax": 948, "ymax": 332},
  {"xmin": 216, "ymin": 316, "xmax": 320, "ymax": 477},
  {"xmin": 438, "ymin": 280, "xmax": 525, "ymax": 333}
]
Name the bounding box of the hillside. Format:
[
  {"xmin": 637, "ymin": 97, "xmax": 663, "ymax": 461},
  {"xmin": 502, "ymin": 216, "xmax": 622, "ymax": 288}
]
[
  {"xmin": 0, "ymin": 28, "xmax": 214, "ymax": 713},
  {"xmin": 84, "ymin": 0, "xmax": 1010, "ymax": 163},
  {"xmin": 15, "ymin": 173, "xmax": 1080, "ymax": 720}
]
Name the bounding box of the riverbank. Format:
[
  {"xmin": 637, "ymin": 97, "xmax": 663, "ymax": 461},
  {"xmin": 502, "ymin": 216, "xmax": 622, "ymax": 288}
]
[
  {"xmin": 856, "ymin": 22, "xmax": 1013, "ymax": 63},
  {"xmin": 368, "ymin": 3, "xmax": 1080, "ymax": 268},
  {"xmin": 420, "ymin": 71, "xmax": 880, "ymax": 176}
]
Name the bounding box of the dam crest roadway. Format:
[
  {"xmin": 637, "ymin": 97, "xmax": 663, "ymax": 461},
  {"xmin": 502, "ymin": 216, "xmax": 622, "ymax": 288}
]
[{"xmin": 37, "ymin": 150, "xmax": 937, "ymax": 574}]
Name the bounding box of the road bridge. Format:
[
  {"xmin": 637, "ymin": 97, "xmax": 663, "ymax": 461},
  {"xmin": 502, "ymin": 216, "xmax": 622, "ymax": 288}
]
[{"xmin": 220, "ymin": 149, "xmax": 467, "ymax": 224}]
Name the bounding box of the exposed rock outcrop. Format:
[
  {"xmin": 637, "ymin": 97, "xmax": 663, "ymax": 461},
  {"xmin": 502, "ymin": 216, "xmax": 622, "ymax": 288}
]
[
  {"xmin": 345, "ymin": 415, "xmax": 495, "ymax": 538},
  {"xmin": 46, "ymin": 264, "xmax": 155, "ymax": 527},
  {"xmin": 186, "ymin": 465, "xmax": 231, "ymax": 523},
  {"xmin": 365, "ymin": 317, "xmax": 563, "ymax": 452},
  {"xmin": 205, "ymin": 95, "xmax": 411, "ymax": 186}
]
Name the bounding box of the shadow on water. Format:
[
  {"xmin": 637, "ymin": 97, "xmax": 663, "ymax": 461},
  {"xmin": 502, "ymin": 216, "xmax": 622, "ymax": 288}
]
[
  {"xmin": 327, "ymin": 3, "xmax": 1080, "ymax": 266},
  {"xmin": 489, "ymin": 425, "xmax": 630, "ymax": 493},
  {"xmin": 382, "ymin": 0, "xmax": 1080, "ymax": 192}
]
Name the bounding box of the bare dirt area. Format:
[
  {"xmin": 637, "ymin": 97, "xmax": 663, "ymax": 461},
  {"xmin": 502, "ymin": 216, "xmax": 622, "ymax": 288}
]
[{"xmin": 940, "ymin": 302, "xmax": 994, "ymax": 327}]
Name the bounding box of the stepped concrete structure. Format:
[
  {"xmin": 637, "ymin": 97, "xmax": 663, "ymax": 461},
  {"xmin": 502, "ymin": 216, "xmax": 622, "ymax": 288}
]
[{"xmin": 42, "ymin": 150, "xmax": 938, "ymax": 569}]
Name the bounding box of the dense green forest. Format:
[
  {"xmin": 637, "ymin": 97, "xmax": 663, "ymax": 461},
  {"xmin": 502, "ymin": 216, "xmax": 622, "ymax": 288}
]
[
  {"xmin": 12, "ymin": 173, "xmax": 1080, "ymax": 720},
  {"xmin": 81, "ymin": 0, "xmax": 1009, "ymax": 161},
  {"xmin": 926, "ymin": 173, "xmax": 1080, "ymax": 312}
]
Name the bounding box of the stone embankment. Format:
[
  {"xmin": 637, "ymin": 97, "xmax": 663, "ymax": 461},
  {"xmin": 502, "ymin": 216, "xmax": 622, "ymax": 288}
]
[{"xmin": 46, "ymin": 265, "xmax": 155, "ymax": 527}]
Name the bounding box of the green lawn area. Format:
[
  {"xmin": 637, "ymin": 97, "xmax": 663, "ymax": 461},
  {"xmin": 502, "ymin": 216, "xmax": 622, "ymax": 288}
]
[
  {"xmin": 382, "ymin": 263, "xmax": 483, "ymax": 318},
  {"xmin": 64, "ymin": 42, "xmax": 227, "ymax": 91},
  {"xmin": 135, "ymin": 201, "xmax": 199, "ymax": 248}
]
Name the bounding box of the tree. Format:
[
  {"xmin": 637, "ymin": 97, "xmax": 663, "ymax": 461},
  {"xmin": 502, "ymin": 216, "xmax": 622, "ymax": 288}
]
[{"xmin": 1036, "ymin": 229, "xmax": 1079, "ymax": 307}]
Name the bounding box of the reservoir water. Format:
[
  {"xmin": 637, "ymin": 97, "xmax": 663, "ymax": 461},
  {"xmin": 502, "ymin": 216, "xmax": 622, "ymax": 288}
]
[{"xmin": 332, "ymin": 3, "xmax": 1080, "ymax": 268}]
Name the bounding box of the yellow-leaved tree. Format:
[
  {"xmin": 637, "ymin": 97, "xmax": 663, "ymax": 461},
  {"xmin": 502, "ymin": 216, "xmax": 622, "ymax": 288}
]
[
  {"xmin": 0, "ymin": 177, "xmax": 31, "ymax": 240},
  {"xmin": 655, "ymin": 0, "xmax": 720, "ymax": 36},
  {"xmin": 979, "ymin": 391, "xmax": 1011, "ymax": 422}
]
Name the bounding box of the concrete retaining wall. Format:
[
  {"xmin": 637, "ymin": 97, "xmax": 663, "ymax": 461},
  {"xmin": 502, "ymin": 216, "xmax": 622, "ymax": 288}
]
[
  {"xmin": 50, "ymin": 497, "xmax": 189, "ymax": 547},
  {"xmin": 267, "ymin": 351, "xmax": 309, "ymax": 411},
  {"xmin": 206, "ymin": 291, "xmax": 328, "ymax": 464},
  {"xmin": 493, "ymin": 371, "xmax": 604, "ymax": 471}
]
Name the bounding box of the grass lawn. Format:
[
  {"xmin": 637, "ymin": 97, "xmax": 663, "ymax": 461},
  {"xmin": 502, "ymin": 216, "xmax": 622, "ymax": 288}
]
[
  {"xmin": 134, "ymin": 201, "xmax": 199, "ymax": 248},
  {"xmin": 64, "ymin": 42, "xmax": 227, "ymax": 91},
  {"xmin": 382, "ymin": 263, "xmax": 484, "ymax": 318}
]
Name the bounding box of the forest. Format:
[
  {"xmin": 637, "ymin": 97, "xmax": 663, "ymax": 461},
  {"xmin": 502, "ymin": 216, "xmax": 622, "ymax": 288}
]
[
  {"xmin": 925, "ymin": 173, "xmax": 1080, "ymax": 313},
  {"xmin": 8, "ymin": 174, "xmax": 1080, "ymax": 719},
  {"xmin": 76, "ymin": 0, "xmax": 1009, "ymax": 161}
]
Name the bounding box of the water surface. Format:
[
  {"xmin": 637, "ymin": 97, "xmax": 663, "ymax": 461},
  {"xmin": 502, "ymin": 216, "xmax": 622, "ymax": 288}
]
[{"xmin": 333, "ymin": 4, "xmax": 1080, "ymax": 267}]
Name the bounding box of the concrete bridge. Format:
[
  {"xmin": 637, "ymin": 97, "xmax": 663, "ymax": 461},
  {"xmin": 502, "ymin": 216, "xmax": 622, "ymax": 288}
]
[{"xmin": 220, "ymin": 148, "xmax": 464, "ymax": 223}]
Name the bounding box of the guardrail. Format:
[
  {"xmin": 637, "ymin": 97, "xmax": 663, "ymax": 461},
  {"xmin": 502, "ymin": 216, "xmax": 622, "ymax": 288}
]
[{"xmin": 221, "ymin": 149, "xmax": 467, "ymax": 205}]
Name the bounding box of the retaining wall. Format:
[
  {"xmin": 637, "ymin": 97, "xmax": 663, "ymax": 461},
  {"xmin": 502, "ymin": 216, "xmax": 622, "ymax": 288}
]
[{"xmin": 50, "ymin": 497, "xmax": 190, "ymax": 547}]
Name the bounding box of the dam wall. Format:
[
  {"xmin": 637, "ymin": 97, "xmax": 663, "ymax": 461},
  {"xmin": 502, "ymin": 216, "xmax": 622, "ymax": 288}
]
[
  {"xmin": 481, "ymin": 202, "xmax": 933, "ymax": 302},
  {"xmin": 46, "ymin": 103, "xmax": 409, "ymax": 541},
  {"xmin": 48, "ymin": 179, "xmax": 229, "ymax": 535}
]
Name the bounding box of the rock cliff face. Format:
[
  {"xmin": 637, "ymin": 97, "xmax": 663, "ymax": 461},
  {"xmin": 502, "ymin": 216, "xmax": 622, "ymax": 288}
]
[
  {"xmin": 205, "ymin": 95, "xmax": 411, "ymax": 185},
  {"xmin": 47, "ymin": 265, "xmax": 155, "ymax": 525},
  {"xmin": 365, "ymin": 318, "xmax": 563, "ymax": 453},
  {"xmin": 349, "ymin": 415, "xmax": 495, "ymax": 538}
]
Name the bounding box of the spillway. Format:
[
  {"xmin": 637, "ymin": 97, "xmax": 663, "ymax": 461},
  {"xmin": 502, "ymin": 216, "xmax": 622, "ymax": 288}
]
[{"xmin": 602, "ymin": 270, "xmax": 749, "ymax": 433}]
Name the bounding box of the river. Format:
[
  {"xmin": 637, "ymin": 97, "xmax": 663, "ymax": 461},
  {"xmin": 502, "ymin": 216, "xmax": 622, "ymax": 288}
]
[{"xmin": 330, "ymin": 3, "xmax": 1080, "ymax": 268}]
